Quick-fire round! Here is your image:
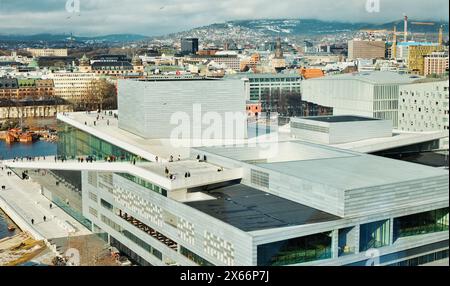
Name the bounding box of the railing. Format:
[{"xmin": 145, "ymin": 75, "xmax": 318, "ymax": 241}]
[
  {"xmin": 118, "ymin": 212, "xmax": 178, "ymax": 251},
  {"xmin": 269, "ymin": 247, "xmax": 332, "ymax": 266}
]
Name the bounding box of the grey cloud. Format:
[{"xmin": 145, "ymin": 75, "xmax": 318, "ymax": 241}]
[{"xmin": 0, "ymin": 0, "xmax": 448, "ymax": 36}]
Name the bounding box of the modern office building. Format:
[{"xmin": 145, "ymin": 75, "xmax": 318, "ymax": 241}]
[
  {"xmin": 424, "ymin": 52, "xmax": 449, "ymax": 77},
  {"xmin": 185, "ymin": 54, "xmax": 241, "ymax": 72},
  {"xmin": 3, "ymin": 79, "xmax": 448, "ymax": 266},
  {"xmin": 301, "ymin": 71, "xmax": 420, "ymax": 128},
  {"xmin": 348, "ymin": 40, "xmax": 386, "ymax": 60},
  {"xmin": 398, "ymin": 79, "xmax": 449, "ymax": 149},
  {"xmin": 49, "ymin": 72, "xmax": 98, "ymax": 102},
  {"xmin": 181, "ymin": 38, "xmax": 199, "ymax": 55},
  {"xmin": 242, "ymin": 74, "xmax": 302, "ymax": 102}
]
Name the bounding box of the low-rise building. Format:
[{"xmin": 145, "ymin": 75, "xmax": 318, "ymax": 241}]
[
  {"xmin": 290, "ymin": 115, "xmax": 392, "ymax": 145},
  {"xmin": 302, "ymin": 71, "xmax": 420, "ymax": 128},
  {"xmin": 26, "ymin": 48, "xmax": 68, "ymax": 57}
]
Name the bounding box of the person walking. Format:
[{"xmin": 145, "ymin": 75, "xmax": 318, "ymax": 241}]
[
  {"xmin": 50, "ymin": 203, "xmax": 53, "ymax": 209},
  {"xmin": 43, "ymin": 216, "xmax": 47, "ymax": 222},
  {"xmin": 31, "ymin": 219, "xmax": 34, "ymax": 225}
]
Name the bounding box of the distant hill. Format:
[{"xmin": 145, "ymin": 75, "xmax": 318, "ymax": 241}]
[
  {"xmin": 0, "ymin": 33, "xmax": 148, "ymax": 43},
  {"xmin": 178, "ymin": 18, "xmax": 448, "ymax": 36}
]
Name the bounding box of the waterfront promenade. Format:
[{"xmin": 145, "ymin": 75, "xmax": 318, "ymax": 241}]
[{"xmin": 0, "ymin": 163, "xmax": 91, "ymax": 241}]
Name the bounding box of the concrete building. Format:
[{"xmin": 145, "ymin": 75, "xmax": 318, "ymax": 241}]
[
  {"xmin": 118, "ymin": 78, "xmax": 247, "ymax": 140},
  {"xmin": 2, "ymin": 80, "xmax": 448, "ymax": 267},
  {"xmin": 290, "ymin": 115, "xmax": 392, "ymax": 145},
  {"xmin": 398, "ymin": 79, "xmax": 449, "ymax": 149},
  {"xmin": 26, "ymin": 48, "xmax": 68, "ymax": 57},
  {"xmin": 348, "ymin": 40, "xmax": 386, "ymax": 60},
  {"xmin": 301, "ymin": 71, "xmax": 420, "ymax": 128},
  {"xmin": 49, "ymin": 72, "xmax": 97, "ymax": 102},
  {"xmin": 4, "ymin": 121, "xmax": 448, "ymax": 266},
  {"xmin": 184, "ymin": 55, "xmax": 241, "ymax": 72},
  {"xmin": 424, "ymin": 52, "xmax": 449, "ymax": 77}
]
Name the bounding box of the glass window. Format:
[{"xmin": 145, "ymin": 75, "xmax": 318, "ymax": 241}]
[
  {"xmin": 360, "ymin": 219, "xmax": 391, "ymax": 251},
  {"xmin": 180, "ymin": 246, "xmax": 214, "ymax": 266},
  {"xmin": 394, "ymin": 208, "xmax": 449, "ymax": 240},
  {"xmin": 257, "ymin": 232, "xmax": 332, "ymax": 266}
]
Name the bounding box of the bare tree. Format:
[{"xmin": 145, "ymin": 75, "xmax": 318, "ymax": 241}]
[{"xmin": 85, "ymin": 79, "xmax": 117, "ymax": 111}]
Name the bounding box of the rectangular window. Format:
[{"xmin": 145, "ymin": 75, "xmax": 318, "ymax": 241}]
[
  {"xmin": 251, "ymin": 169, "xmax": 269, "ymax": 189},
  {"xmin": 101, "ymin": 199, "xmax": 114, "ymax": 211},
  {"xmin": 180, "ymin": 246, "xmax": 214, "ymax": 266},
  {"xmin": 89, "ymin": 207, "xmax": 98, "ymax": 218},
  {"xmin": 360, "ymin": 219, "xmax": 391, "ymax": 251},
  {"xmin": 257, "ymin": 232, "xmax": 332, "ymax": 266},
  {"xmin": 89, "ymin": 192, "xmax": 98, "ymax": 203},
  {"xmin": 394, "ymin": 208, "xmax": 449, "ymax": 241}
]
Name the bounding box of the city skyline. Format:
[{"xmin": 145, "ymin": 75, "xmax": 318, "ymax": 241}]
[{"xmin": 0, "ymin": 0, "xmax": 449, "ymax": 36}]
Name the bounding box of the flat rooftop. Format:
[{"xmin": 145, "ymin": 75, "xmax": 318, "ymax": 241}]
[
  {"xmin": 300, "ymin": 115, "xmax": 378, "ymax": 123},
  {"xmin": 196, "ymin": 141, "xmax": 356, "ymax": 164},
  {"xmin": 198, "ymin": 141, "xmax": 449, "ymax": 190},
  {"xmin": 57, "ymin": 112, "xmax": 271, "ymax": 162},
  {"xmin": 186, "ymin": 184, "xmax": 339, "ymax": 232},
  {"xmin": 256, "ymin": 153, "xmax": 448, "ymax": 190},
  {"xmin": 308, "ymin": 71, "xmax": 422, "ymax": 85}
]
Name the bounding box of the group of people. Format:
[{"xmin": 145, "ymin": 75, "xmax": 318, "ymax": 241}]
[
  {"xmin": 30, "ymin": 203, "xmax": 53, "ymax": 225},
  {"xmin": 77, "ymin": 156, "xmax": 95, "ymax": 163},
  {"xmin": 11, "ymin": 156, "xmax": 46, "ymax": 163},
  {"xmin": 196, "ymin": 154, "xmax": 207, "ymax": 162},
  {"xmin": 55, "ymin": 156, "xmax": 68, "ymax": 163},
  {"xmin": 168, "ymin": 155, "xmax": 181, "ymax": 162}
]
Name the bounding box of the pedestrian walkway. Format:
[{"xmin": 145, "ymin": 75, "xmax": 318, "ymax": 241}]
[{"xmin": 0, "ymin": 164, "xmax": 91, "ymax": 240}]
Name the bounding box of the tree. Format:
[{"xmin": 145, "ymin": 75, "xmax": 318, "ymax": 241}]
[{"xmin": 85, "ymin": 79, "xmax": 117, "ymax": 111}]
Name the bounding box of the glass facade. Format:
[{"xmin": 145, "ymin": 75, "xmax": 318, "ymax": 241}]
[
  {"xmin": 180, "ymin": 246, "xmax": 214, "ymax": 266},
  {"xmin": 257, "ymin": 232, "xmax": 332, "ymax": 266},
  {"xmin": 117, "ymin": 173, "xmax": 167, "ymax": 197},
  {"xmin": 121, "ymin": 229, "xmax": 163, "ymax": 261},
  {"xmin": 394, "ymin": 208, "xmax": 449, "ymax": 240},
  {"xmin": 387, "ymin": 249, "xmax": 449, "ymax": 266},
  {"xmin": 57, "ymin": 121, "xmax": 143, "ymax": 162},
  {"xmin": 110, "ymin": 236, "xmax": 153, "ymax": 266},
  {"xmin": 360, "ymin": 219, "xmax": 391, "ymax": 251}
]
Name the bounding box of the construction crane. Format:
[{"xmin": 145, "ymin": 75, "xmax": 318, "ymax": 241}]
[{"xmin": 411, "ymin": 22, "xmax": 435, "ymax": 26}]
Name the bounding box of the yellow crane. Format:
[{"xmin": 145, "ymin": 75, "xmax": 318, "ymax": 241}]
[{"xmin": 411, "ymin": 22, "xmax": 435, "ymax": 26}]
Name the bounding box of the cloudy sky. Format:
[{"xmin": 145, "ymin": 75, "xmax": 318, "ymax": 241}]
[{"xmin": 0, "ymin": 0, "xmax": 448, "ymax": 36}]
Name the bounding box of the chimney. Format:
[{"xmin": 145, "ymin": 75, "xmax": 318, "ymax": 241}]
[{"xmin": 404, "ymin": 15, "xmax": 408, "ymax": 42}]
